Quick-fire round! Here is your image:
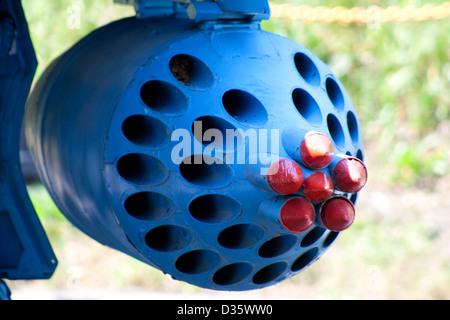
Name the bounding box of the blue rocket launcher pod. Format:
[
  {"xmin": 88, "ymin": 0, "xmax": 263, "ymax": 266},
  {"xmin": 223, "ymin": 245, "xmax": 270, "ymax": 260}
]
[{"xmin": 25, "ymin": 16, "xmax": 366, "ymax": 290}]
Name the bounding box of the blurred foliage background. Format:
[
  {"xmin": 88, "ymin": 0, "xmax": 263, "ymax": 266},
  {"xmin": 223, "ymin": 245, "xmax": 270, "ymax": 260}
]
[
  {"xmin": 265, "ymin": 0, "xmax": 450, "ymax": 187},
  {"xmin": 7, "ymin": 0, "xmax": 450, "ymax": 299}
]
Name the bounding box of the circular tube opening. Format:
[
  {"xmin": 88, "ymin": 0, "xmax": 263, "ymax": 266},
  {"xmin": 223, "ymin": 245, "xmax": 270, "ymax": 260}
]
[
  {"xmin": 117, "ymin": 153, "xmax": 168, "ymax": 186},
  {"xmin": 291, "ymin": 247, "xmax": 319, "ymax": 272},
  {"xmin": 222, "ymin": 89, "xmax": 268, "ymax": 126},
  {"xmin": 122, "ymin": 115, "xmax": 171, "ymax": 148},
  {"xmin": 327, "ymin": 113, "xmax": 346, "ymax": 149},
  {"xmin": 294, "ymin": 52, "xmax": 321, "ymax": 86},
  {"xmin": 213, "ymin": 262, "xmax": 252, "ymax": 286},
  {"xmin": 140, "ymin": 80, "xmax": 187, "ymax": 115},
  {"xmin": 145, "ymin": 225, "xmax": 191, "ymax": 252},
  {"xmin": 300, "ymin": 227, "xmax": 326, "ymax": 247},
  {"xmin": 189, "ymin": 194, "xmax": 241, "ymax": 223},
  {"xmin": 169, "ymin": 54, "xmax": 213, "ymax": 89},
  {"xmin": 326, "ymin": 77, "xmax": 345, "ymax": 111},
  {"xmin": 218, "ymin": 223, "xmax": 264, "ymax": 249},
  {"xmin": 356, "ymin": 149, "xmax": 364, "ymax": 162},
  {"xmin": 346, "ymin": 111, "xmax": 359, "ymax": 144},
  {"xmin": 175, "ymin": 250, "xmax": 220, "ymax": 274},
  {"xmin": 124, "ymin": 192, "xmax": 174, "ymax": 221},
  {"xmin": 192, "ymin": 115, "xmax": 240, "ymax": 152},
  {"xmin": 258, "ymin": 235, "xmax": 297, "ymax": 258},
  {"xmin": 292, "ymin": 88, "xmax": 322, "ymax": 125},
  {"xmin": 323, "ymin": 231, "xmax": 339, "ymax": 248},
  {"xmin": 252, "ymin": 262, "xmax": 287, "ymax": 285},
  {"xmin": 180, "ymin": 155, "xmax": 233, "ymax": 188}
]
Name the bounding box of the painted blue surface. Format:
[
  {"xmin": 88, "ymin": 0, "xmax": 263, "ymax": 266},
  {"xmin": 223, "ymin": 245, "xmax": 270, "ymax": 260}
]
[
  {"xmin": 0, "ymin": 280, "xmax": 11, "ymax": 300},
  {"xmin": 25, "ymin": 15, "xmax": 364, "ymax": 290},
  {"xmin": 0, "ymin": 0, "xmax": 57, "ymax": 281},
  {"xmin": 123, "ymin": 0, "xmax": 270, "ymax": 21}
]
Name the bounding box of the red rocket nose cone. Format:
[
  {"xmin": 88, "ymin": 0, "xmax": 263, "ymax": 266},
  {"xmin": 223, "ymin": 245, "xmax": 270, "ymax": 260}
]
[
  {"xmin": 266, "ymin": 159, "xmax": 304, "ymax": 195},
  {"xmin": 333, "ymin": 157, "xmax": 367, "ymax": 193},
  {"xmin": 320, "ymin": 197, "xmax": 355, "ymax": 232},
  {"xmin": 303, "ymin": 171, "xmax": 334, "ymax": 203},
  {"xmin": 280, "ymin": 197, "xmax": 315, "ymax": 233},
  {"xmin": 300, "ymin": 132, "xmax": 334, "ymax": 169}
]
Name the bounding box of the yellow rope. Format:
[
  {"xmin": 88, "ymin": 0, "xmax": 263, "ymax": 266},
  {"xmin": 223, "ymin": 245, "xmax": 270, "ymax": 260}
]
[{"xmin": 269, "ymin": 2, "xmax": 450, "ymax": 25}]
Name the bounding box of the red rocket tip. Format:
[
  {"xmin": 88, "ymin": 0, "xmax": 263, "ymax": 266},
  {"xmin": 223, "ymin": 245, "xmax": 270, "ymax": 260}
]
[
  {"xmin": 333, "ymin": 157, "xmax": 367, "ymax": 193},
  {"xmin": 319, "ymin": 197, "xmax": 355, "ymax": 232},
  {"xmin": 300, "ymin": 132, "xmax": 334, "ymax": 169},
  {"xmin": 266, "ymin": 159, "xmax": 304, "ymax": 195},
  {"xmin": 280, "ymin": 197, "xmax": 315, "ymax": 233},
  {"xmin": 303, "ymin": 171, "xmax": 334, "ymax": 203}
]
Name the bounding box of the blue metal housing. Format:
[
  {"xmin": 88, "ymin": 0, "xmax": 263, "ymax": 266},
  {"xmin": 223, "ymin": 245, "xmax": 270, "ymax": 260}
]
[
  {"xmin": 0, "ymin": 0, "xmax": 57, "ymax": 282},
  {"xmin": 25, "ymin": 14, "xmax": 364, "ymax": 290},
  {"xmin": 115, "ymin": 0, "xmax": 270, "ymax": 21}
]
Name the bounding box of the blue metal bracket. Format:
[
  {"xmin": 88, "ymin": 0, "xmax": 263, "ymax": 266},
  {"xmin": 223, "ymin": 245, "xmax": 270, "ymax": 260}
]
[
  {"xmin": 0, "ymin": 0, "xmax": 57, "ymax": 280},
  {"xmin": 114, "ymin": 0, "xmax": 271, "ymax": 22}
]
